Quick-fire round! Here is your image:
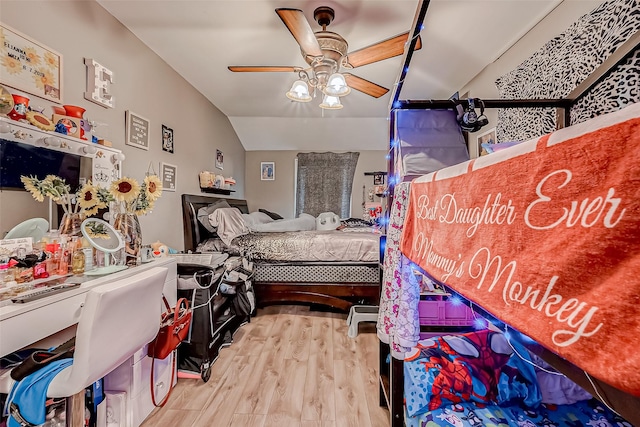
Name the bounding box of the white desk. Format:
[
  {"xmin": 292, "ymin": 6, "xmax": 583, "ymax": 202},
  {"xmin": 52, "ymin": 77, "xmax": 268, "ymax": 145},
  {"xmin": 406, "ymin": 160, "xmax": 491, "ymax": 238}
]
[{"xmin": 0, "ymin": 258, "xmax": 177, "ymax": 358}]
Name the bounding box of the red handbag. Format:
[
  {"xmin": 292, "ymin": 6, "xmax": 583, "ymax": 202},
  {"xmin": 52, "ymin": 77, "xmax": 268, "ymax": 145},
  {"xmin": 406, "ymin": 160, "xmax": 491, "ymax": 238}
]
[
  {"xmin": 148, "ymin": 296, "xmax": 192, "ymax": 360},
  {"xmin": 148, "ymin": 296, "xmax": 192, "ymax": 407}
]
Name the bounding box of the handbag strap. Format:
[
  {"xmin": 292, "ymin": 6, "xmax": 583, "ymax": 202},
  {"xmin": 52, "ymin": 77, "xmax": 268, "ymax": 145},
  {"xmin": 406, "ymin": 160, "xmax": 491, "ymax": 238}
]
[
  {"xmin": 161, "ymin": 296, "xmax": 191, "ymax": 324},
  {"xmin": 162, "ymin": 295, "xmax": 172, "ymax": 312},
  {"xmin": 173, "ymin": 298, "xmax": 190, "ymax": 323},
  {"xmin": 150, "ymin": 351, "xmax": 176, "ymax": 407}
]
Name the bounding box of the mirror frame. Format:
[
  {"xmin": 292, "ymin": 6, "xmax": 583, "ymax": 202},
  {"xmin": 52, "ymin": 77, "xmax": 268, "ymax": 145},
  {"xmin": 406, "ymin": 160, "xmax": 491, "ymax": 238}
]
[{"xmin": 80, "ymin": 218, "xmax": 124, "ymax": 253}]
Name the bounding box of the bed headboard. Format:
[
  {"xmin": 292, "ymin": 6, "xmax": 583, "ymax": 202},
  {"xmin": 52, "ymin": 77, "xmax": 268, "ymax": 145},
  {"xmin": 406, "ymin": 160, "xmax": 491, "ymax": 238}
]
[{"xmin": 181, "ymin": 193, "xmax": 249, "ymax": 252}]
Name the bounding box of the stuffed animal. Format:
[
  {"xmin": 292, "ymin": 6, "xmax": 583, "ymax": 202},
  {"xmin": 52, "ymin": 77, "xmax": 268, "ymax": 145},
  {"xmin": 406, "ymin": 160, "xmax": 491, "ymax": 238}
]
[
  {"xmin": 150, "ymin": 240, "xmax": 177, "ymax": 257},
  {"xmin": 316, "ymin": 212, "xmax": 340, "ymax": 231}
]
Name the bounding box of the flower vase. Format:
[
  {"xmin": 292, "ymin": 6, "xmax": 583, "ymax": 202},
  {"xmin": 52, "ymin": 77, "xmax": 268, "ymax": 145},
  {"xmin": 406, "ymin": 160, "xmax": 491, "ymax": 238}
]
[
  {"xmin": 59, "ymin": 212, "xmax": 83, "ymax": 237},
  {"xmin": 114, "ymin": 213, "xmax": 142, "ymax": 266}
]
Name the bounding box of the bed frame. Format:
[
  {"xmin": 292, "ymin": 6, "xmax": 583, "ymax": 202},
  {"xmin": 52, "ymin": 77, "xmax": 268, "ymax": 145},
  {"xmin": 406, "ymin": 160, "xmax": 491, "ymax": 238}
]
[
  {"xmin": 380, "ymin": 2, "xmax": 640, "ymax": 426},
  {"xmin": 181, "ymin": 194, "xmax": 380, "ymax": 312}
]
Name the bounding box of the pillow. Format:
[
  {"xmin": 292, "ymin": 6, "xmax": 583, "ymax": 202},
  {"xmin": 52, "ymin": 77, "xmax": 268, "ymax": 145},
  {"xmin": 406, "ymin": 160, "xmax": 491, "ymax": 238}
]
[
  {"xmin": 250, "ymin": 213, "xmax": 316, "ymax": 232},
  {"xmin": 482, "ymin": 140, "xmax": 523, "ymax": 154},
  {"xmin": 258, "ymin": 208, "xmax": 283, "ymax": 220},
  {"xmin": 403, "ymin": 330, "xmax": 540, "ymax": 416},
  {"xmin": 197, "ymin": 200, "xmax": 231, "ymax": 233},
  {"xmin": 208, "ymin": 207, "xmax": 249, "ymax": 245},
  {"xmin": 248, "ymin": 211, "xmax": 275, "ymax": 225},
  {"xmin": 341, "ymin": 218, "xmax": 375, "ymax": 228},
  {"xmin": 529, "ymin": 354, "xmax": 592, "ymax": 405}
]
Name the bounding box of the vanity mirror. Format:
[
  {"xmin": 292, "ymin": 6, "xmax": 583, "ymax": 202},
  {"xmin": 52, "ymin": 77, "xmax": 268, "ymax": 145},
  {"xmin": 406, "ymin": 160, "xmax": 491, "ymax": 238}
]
[
  {"xmin": 0, "ymin": 117, "xmax": 123, "ymax": 238},
  {"xmin": 80, "ymin": 218, "xmax": 127, "ymax": 276}
]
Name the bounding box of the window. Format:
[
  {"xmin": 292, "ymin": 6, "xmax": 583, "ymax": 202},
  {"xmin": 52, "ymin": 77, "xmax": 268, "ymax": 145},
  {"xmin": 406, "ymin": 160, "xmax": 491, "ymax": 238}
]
[{"xmin": 295, "ymin": 152, "xmax": 359, "ymax": 218}]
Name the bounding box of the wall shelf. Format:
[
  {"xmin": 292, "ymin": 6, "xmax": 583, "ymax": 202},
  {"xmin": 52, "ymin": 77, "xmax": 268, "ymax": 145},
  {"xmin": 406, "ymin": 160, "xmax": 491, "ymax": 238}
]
[{"xmin": 200, "ymin": 187, "xmax": 235, "ymax": 195}]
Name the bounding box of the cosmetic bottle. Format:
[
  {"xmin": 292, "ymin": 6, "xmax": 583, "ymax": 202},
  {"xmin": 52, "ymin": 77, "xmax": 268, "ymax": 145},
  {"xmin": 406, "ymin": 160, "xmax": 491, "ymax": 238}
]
[
  {"xmin": 72, "ymin": 247, "xmax": 85, "ymax": 275},
  {"xmin": 82, "ymin": 238, "xmax": 93, "ymax": 272}
]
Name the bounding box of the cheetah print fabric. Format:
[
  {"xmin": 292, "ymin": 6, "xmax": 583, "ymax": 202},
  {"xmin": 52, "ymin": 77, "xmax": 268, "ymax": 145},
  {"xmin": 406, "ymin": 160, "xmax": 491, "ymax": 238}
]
[{"xmin": 495, "ymin": 0, "xmax": 640, "ymax": 142}]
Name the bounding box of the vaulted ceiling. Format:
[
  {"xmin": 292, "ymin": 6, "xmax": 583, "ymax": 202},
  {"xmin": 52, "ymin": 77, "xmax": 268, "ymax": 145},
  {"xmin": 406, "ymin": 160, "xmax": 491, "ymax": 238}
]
[{"xmin": 97, "ymin": 0, "xmax": 595, "ymax": 151}]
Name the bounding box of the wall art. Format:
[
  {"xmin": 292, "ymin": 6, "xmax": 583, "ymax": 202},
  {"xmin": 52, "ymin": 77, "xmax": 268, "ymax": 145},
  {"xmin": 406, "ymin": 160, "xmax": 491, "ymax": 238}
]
[
  {"xmin": 261, "ymin": 161, "xmax": 275, "ymax": 181},
  {"xmin": 216, "ymin": 149, "xmax": 223, "ymax": 170},
  {"xmin": 0, "ymin": 23, "xmax": 63, "ymax": 102},
  {"xmin": 160, "ymin": 162, "xmax": 177, "ymax": 192},
  {"xmin": 162, "ymin": 124, "xmax": 174, "ymax": 153},
  {"xmin": 125, "ymin": 110, "xmax": 149, "ymax": 150}
]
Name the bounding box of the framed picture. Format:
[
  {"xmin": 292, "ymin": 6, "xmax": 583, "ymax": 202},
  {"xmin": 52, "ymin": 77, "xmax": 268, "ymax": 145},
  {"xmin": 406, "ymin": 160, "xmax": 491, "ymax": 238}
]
[
  {"xmin": 125, "ymin": 110, "xmax": 150, "ymax": 150},
  {"xmin": 162, "ymin": 124, "xmax": 174, "ymax": 153},
  {"xmin": 477, "ymin": 127, "xmax": 496, "ymax": 157},
  {"xmin": 373, "ymin": 172, "xmax": 385, "ymax": 185},
  {"xmin": 0, "ymin": 23, "xmax": 63, "ymax": 102},
  {"xmin": 160, "ymin": 162, "xmax": 177, "ymax": 192},
  {"xmin": 216, "ymin": 149, "xmax": 223, "ymax": 170},
  {"xmin": 260, "ymin": 161, "xmax": 275, "ymax": 181}
]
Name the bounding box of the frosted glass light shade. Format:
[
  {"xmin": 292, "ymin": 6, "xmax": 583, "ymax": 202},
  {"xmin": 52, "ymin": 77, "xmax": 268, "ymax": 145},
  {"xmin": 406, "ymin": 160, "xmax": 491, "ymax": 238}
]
[
  {"xmin": 323, "ymin": 73, "xmax": 350, "ymax": 97},
  {"xmin": 286, "ymin": 80, "xmax": 312, "ymax": 102},
  {"xmin": 319, "ymin": 95, "xmax": 343, "ymax": 110}
]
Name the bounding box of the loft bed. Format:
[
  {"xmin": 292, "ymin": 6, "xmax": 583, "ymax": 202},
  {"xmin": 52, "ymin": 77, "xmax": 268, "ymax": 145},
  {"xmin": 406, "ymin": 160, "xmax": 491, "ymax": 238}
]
[
  {"xmin": 377, "ymin": 0, "xmax": 640, "ymax": 425},
  {"xmin": 181, "ymin": 194, "xmax": 380, "ymax": 312}
]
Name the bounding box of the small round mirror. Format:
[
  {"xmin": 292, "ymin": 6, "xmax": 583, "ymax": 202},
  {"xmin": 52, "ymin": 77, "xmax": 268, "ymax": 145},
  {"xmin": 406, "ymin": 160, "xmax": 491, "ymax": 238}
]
[{"xmin": 80, "ymin": 218, "xmax": 128, "ymax": 276}]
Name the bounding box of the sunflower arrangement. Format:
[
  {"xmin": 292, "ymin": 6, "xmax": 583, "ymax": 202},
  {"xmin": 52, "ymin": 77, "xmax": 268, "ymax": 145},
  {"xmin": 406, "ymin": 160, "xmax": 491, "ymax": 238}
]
[
  {"xmin": 21, "ymin": 174, "xmax": 163, "ymax": 217},
  {"xmin": 21, "ymin": 175, "xmax": 114, "ymax": 217},
  {"xmin": 77, "ymin": 181, "xmax": 115, "ymax": 216},
  {"xmin": 21, "ymin": 175, "xmax": 80, "ymax": 214},
  {"xmin": 109, "ymin": 175, "xmax": 163, "ymax": 216}
]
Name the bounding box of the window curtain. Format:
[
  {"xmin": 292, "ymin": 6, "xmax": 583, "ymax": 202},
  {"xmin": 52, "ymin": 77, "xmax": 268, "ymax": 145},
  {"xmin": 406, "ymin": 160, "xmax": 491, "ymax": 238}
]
[{"xmin": 296, "ymin": 152, "xmax": 359, "ymax": 218}]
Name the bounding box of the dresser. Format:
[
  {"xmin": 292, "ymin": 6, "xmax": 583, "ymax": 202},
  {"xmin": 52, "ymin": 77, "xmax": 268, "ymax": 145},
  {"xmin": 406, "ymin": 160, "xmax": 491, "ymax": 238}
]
[{"xmin": 0, "ymin": 257, "xmax": 177, "ymax": 427}]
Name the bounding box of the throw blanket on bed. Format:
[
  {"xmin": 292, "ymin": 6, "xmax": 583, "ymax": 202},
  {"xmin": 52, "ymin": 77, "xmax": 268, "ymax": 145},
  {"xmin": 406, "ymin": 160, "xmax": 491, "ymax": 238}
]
[{"xmin": 400, "ymin": 103, "xmax": 640, "ymax": 397}]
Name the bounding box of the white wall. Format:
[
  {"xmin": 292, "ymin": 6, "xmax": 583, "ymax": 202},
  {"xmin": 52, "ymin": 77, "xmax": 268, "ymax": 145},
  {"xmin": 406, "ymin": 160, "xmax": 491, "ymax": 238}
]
[
  {"xmin": 1, "ymin": 1, "xmax": 245, "ymax": 250},
  {"xmin": 245, "ymin": 150, "xmax": 387, "ymax": 219}
]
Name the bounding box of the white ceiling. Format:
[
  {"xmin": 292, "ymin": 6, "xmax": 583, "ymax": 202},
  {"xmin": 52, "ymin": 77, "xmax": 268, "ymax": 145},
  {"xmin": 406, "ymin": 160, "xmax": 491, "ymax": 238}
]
[{"xmin": 97, "ymin": 0, "xmax": 572, "ymax": 151}]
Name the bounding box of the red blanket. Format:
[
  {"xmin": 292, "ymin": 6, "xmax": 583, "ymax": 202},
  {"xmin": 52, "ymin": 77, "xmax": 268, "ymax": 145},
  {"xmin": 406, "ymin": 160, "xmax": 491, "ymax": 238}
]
[{"xmin": 400, "ymin": 104, "xmax": 640, "ymax": 397}]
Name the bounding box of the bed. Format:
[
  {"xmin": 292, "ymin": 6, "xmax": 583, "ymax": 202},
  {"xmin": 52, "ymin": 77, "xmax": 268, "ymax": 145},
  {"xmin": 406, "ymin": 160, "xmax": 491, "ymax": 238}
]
[
  {"xmin": 376, "ymin": 0, "xmax": 640, "ymax": 424},
  {"xmin": 181, "ymin": 194, "xmax": 381, "ymax": 312},
  {"xmin": 402, "ymin": 329, "xmax": 629, "ymax": 427},
  {"xmin": 379, "ymin": 103, "xmax": 640, "ymax": 426}
]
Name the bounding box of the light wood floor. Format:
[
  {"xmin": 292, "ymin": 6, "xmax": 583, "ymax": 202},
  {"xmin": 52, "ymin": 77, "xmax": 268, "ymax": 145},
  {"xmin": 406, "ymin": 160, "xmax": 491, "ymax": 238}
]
[{"xmin": 143, "ymin": 305, "xmax": 391, "ymax": 427}]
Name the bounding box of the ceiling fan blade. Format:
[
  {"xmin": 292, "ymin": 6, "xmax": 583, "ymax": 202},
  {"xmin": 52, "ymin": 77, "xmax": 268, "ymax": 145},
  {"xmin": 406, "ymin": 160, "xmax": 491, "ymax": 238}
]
[
  {"xmin": 347, "ymin": 32, "xmax": 422, "ymax": 68},
  {"xmin": 276, "ymin": 8, "xmax": 323, "ymax": 58},
  {"xmin": 344, "ymin": 74, "xmax": 389, "ymax": 98},
  {"xmin": 228, "ymin": 66, "xmax": 300, "ymax": 73}
]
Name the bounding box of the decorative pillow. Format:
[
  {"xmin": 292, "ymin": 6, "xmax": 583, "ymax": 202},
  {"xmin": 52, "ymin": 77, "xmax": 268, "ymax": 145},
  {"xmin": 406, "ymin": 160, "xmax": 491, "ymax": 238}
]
[
  {"xmin": 341, "ymin": 218, "xmax": 375, "ymax": 228},
  {"xmin": 208, "ymin": 207, "xmax": 249, "ymax": 245},
  {"xmin": 258, "ymin": 208, "xmax": 283, "ymax": 220},
  {"xmin": 197, "ymin": 200, "xmax": 231, "ymax": 233},
  {"xmin": 403, "ymin": 330, "xmax": 540, "ymax": 417}
]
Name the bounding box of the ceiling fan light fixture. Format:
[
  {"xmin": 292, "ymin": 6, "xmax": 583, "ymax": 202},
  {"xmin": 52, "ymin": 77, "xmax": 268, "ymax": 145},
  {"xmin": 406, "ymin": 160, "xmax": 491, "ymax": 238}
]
[
  {"xmin": 323, "ymin": 72, "xmax": 350, "ymax": 97},
  {"xmin": 286, "ymin": 79, "xmax": 312, "ymax": 102},
  {"xmin": 319, "ymin": 94, "xmax": 343, "ymax": 110}
]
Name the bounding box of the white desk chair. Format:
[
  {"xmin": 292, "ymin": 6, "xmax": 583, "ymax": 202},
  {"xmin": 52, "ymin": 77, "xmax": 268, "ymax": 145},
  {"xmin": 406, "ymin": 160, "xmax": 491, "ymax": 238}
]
[{"xmin": 0, "ymin": 267, "xmax": 168, "ymax": 399}]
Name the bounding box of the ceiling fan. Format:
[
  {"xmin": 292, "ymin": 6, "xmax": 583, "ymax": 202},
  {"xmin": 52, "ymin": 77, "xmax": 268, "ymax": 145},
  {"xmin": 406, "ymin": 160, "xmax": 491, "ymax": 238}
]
[{"xmin": 228, "ymin": 6, "xmax": 422, "ymax": 108}]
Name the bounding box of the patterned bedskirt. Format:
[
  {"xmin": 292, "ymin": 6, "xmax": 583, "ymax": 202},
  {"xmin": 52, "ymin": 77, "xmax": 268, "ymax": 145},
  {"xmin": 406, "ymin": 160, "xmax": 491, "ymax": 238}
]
[{"xmin": 254, "ymin": 262, "xmax": 380, "ymax": 284}]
